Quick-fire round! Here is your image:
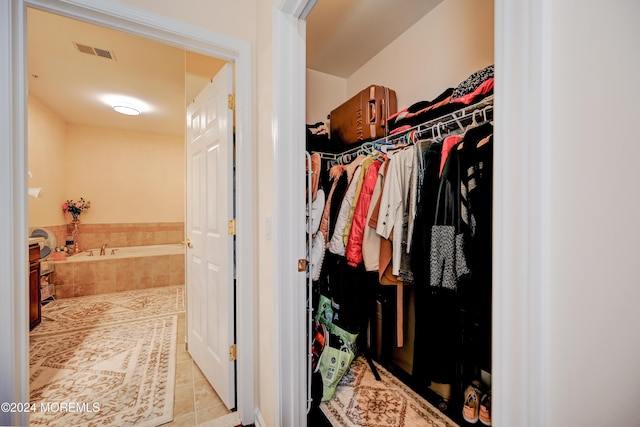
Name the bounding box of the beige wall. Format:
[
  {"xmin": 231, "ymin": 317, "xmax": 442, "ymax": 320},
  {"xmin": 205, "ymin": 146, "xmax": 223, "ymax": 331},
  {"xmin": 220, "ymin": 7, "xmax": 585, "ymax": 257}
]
[
  {"xmin": 305, "ymin": 69, "xmax": 346, "ymax": 124},
  {"xmin": 347, "ymin": 0, "xmax": 494, "ymax": 110},
  {"xmin": 28, "ymin": 96, "xmax": 184, "ymax": 227},
  {"xmin": 117, "ymin": 0, "xmax": 257, "ymax": 45},
  {"xmin": 27, "ymin": 95, "xmax": 68, "ymax": 228},
  {"xmin": 65, "ymin": 124, "xmax": 184, "ymax": 224},
  {"xmin": 305, "ymin": 0, "xmax": 494, "ymax": 130}
]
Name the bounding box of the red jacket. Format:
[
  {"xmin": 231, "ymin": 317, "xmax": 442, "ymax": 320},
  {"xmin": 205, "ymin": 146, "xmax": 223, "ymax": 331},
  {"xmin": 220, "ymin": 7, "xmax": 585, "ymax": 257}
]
[{"xmin": 346, "ymin": 159, "xmax": 382, "ymax": 267}]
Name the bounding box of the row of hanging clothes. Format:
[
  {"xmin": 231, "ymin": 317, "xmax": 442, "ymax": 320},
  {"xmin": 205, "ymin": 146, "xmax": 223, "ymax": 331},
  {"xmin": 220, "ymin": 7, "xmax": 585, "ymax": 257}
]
[{"xmin": 306, "ymin": 93, "xmax": 494, "ymax": 413}]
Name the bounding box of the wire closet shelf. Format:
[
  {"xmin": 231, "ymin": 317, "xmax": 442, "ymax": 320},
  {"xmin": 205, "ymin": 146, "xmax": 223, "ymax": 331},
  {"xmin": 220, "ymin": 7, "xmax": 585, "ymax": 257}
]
[{"xmin": 314, "ymin": 94, "xmax": 494, "ymax": 167}]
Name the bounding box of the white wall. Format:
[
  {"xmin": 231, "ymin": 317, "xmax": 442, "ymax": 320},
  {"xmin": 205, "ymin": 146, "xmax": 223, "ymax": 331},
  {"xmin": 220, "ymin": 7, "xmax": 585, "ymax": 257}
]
[
  {"xmin": 347, "ymin": 0, "xmax": 494, "ymax": 110},
  {"xmin": 305, "ymin": 68, "xmax": 346, "ymax": 124},
  {"xmin": 256, "ymin": 0, "xmax": 276, "ymax": 424},
  {"xmin": 547, "ymin": 1, "xmax": 640, "ymax": 425}
]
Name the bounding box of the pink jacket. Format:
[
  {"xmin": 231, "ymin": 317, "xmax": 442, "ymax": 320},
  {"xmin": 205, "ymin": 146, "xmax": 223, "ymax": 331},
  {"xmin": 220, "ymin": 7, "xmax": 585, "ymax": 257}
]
[{"xmin": 346, "ymin": 159, "xmax": 382, "ymax": 267}]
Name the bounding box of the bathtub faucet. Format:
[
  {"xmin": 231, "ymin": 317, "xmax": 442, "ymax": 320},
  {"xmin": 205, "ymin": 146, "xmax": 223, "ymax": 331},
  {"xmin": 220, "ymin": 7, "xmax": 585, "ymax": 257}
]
[{"xmin": 100, "ymin": 243, "xmax": 107, "ymax": 256}]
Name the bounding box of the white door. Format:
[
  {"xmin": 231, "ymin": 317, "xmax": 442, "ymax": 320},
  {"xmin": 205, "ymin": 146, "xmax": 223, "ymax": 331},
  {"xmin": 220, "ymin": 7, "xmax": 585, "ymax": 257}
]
[{"xmin": 186, "ymin": 63, "xmax": 235, "ymax": 409}]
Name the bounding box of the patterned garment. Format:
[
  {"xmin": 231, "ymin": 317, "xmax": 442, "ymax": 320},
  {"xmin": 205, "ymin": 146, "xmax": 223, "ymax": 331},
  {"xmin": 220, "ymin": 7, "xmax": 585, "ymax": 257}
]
[{"xmin": 451, "ymin": 64, "xmax": 494, "ymax": 101}]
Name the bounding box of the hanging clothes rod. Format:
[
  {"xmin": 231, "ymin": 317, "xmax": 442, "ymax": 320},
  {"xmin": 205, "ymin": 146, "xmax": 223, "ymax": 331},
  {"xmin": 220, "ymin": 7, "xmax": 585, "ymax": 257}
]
[{"xmin": 313, "ymin": 94, "xmax": 494, "ymax": 165}]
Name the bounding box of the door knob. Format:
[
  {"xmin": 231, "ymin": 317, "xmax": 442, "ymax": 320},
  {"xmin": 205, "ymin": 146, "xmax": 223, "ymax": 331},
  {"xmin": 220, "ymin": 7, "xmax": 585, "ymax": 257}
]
[{"xmin": 183, "ymin": 238, "xmax": 193, "ymax": 248}]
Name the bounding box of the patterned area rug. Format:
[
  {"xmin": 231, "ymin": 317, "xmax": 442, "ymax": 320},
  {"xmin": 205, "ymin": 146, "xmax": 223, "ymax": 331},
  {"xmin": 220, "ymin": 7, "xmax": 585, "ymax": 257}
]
[
  {"xmin": 29, "ymin": 286, "xmax": 184, "ymax": 426},
  {"xmin": 33, "ymin": 285, "xmax": 184, "ymax": 335},
  {"xmin": 320, "ymin": 357, "xmax": 458, "ymax": 427}
]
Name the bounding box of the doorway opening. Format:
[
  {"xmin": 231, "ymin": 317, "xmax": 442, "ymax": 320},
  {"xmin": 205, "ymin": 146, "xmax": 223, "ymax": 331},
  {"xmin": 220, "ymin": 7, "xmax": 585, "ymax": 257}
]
[
  {"xmin": 12, "ymin": 1, "xmax": 255, "ymax": 425},
  {"xmin": 27, "ymin": 7, "xmax": 237, "ymax": 424}
]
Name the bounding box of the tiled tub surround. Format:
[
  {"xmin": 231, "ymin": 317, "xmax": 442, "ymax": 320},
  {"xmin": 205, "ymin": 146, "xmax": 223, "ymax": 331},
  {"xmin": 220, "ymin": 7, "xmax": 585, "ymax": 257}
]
[
  {"xmin": 52, "ymin": 244, "xmax": 185, "ymax": 298},
  {"xmin": 73, "ymin": 222, "xmax": 185, "ymax": 251},
  {"xmin": 28, "ymin": 222, "xmax": 185, "ymax": 254}
]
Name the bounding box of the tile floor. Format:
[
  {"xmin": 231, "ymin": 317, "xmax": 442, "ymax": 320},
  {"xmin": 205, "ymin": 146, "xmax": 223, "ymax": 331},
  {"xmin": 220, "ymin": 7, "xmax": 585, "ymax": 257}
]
[
  {"xmin": 34, "ymin": 289, "xmax": 237, "ymax": 427},
  {"xmin": 161, "ymin": 312, "xmax": 234, "ymax": 426}
]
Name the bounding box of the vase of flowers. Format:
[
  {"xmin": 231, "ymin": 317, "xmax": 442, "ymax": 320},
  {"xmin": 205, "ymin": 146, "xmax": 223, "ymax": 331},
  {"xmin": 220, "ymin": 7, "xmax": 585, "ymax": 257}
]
[
  {"xmin": 62, "ymin": 197, "xmax": 91, "ymax": 222},
  {"xmin": 62, "ymin": 197, "xmax": 90, "ymax": 254}
]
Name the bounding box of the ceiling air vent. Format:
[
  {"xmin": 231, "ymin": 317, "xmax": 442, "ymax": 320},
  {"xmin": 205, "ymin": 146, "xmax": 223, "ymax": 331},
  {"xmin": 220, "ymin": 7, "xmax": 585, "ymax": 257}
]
[{"xmin": 73, "ymin": 42, "xmax": 116, "ymax": 60}]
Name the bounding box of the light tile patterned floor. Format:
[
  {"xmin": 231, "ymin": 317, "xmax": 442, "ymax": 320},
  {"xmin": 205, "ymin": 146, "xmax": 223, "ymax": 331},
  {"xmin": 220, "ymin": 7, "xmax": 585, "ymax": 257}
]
[
  {"xmin": 162, "ymin": 312, "xmax": 234, "ymax": 426},
  {"xmin": 34, "ymin": 289, "xmax": 237, "ymax": 427}
]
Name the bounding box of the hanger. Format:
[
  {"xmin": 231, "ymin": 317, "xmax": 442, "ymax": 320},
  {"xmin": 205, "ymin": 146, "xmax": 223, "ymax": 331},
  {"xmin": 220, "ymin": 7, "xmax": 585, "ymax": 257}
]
[
  {"xmin": 462, "ymin": 110, "xmax": 482, "ymax": 136},
  {"xmin": 360, "ymin": 143, "xmax": 384, "ymax": 162},
  {"xmin": 482, "ymin": 106, "xmax": 490, "ymax": 122},
  {"xmin": 460, "ymin": 121, "xmax": 494, "ymax": 151},
  {"xmin": 430, "ymin": 122, "xmax": 444, "ymax": 140},
  {"xmin": 477, "ymin": 134, "xmax": 492, "ymax": 148},
  {"xmin": 457, "ymin": 110, "xmax": 484, "ymax": 150},
  {"xmin": 409, "ymin": 129, "xmax": 420, "ymax": 144}
]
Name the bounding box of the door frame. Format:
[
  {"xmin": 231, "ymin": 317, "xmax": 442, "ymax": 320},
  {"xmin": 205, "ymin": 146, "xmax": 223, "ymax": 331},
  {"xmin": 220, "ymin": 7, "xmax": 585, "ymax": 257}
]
[
  {"xmin": 271, "ymin": 1, "xmax": 316, "ymax": 426},
  {"xmin": 0, "ymin": 0, "xmax": 254, "ymax": 425},
  {"xmin": 1, "ymin": 0, "xmax": 553, "ymax": 426},
  {"xmin": 271, "ymin": 0, "xmax": 552, "ymax": 426}
]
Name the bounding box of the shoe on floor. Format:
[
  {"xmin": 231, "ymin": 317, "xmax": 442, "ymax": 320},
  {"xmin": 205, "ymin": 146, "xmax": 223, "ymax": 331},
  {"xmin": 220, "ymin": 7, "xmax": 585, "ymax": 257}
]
[
  {"xmin": 462, "ymin": 380, "xmax": 483, "ymax": 424},
  {"xmin": 479, "ymin": 391, "xmax": 491, "ymax": 426}
]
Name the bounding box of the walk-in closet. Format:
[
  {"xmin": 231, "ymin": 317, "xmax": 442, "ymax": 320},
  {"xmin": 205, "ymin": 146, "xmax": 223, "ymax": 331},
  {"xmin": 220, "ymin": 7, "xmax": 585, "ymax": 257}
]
[{"xmin": 305, "ymin": 1, "xmax": 494, "ymax": 426}]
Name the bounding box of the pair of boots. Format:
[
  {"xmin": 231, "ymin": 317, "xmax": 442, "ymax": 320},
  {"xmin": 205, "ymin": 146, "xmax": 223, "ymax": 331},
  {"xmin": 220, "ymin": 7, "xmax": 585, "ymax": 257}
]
[{"xmin": 462, "ymin": 380, "xmax": 491, "ymax": 425}]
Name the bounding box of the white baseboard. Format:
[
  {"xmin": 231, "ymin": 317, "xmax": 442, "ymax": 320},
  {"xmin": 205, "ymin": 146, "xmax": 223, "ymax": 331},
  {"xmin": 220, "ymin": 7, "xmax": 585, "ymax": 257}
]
[{"xmin": 254, "ymin": 408, "xmax": 267, "ymax": 427}]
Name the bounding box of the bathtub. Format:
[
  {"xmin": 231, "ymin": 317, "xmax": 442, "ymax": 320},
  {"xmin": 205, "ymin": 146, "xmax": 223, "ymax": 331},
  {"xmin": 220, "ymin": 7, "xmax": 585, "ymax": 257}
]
[
  {"xmin": 52, "ymin": 244, "xmax": 185, "ymax": 298},
  {"xmin": 69, "ymin": 243, "xmax": 184, "ymax": 260}
]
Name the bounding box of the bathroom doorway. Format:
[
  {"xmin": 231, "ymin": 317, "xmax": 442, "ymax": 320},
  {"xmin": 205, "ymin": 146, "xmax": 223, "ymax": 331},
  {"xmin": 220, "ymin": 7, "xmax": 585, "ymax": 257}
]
[{"xmin": 19, "ymin": 2, "xmax": 255, "ymax": 425}]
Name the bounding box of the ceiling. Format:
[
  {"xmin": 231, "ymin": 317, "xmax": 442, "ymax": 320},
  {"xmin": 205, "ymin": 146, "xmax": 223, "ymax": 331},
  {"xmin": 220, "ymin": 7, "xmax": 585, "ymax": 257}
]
[
  {"xmin": 306, "ymin": 0, "xmax": 443, "ymax": 78},
  {"xmin": 27, "ymin": 8, "xmax": 226, "ymax": 137},
  {"xmin": 27, "ymin": 1, "xmax": 441, "ymax": 136}
]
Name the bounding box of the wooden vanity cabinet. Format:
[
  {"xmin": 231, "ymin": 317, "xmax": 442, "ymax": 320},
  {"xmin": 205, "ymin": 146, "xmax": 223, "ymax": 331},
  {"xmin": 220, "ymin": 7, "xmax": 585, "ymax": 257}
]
[{"xmin": 29, "ymin": 243, "xmax": 41, "ymax": 330}]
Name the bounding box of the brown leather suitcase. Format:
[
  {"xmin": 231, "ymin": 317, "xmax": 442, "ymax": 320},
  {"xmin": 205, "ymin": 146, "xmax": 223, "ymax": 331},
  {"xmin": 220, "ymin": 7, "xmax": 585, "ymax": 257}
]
[{"xmin": 330, "ymin": 85, "xmax": 397, "ymax": 145}]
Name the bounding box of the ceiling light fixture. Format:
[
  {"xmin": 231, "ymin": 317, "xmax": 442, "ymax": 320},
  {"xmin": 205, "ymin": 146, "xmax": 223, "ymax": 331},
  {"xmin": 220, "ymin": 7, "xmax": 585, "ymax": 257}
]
[
  {"xmin": 113, "ymin": 105, "xmax": 141, "ymax": 116},
  {"xmin": 100, "ymin": 94, "xmax": 151, "ymax": 116}
]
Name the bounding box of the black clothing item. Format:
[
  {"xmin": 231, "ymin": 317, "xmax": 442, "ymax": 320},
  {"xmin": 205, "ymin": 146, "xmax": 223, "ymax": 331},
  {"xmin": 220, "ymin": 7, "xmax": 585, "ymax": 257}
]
[
  {"xmin": 446, "ymin": 128, "xmax": 493, "ymax": 380},
  {"xmin": 405, "ymin": 87, "xmax": 454, "ymax": 113},
  {"xmin": 410, "ymin": 140, "xmax": 443, "ymax": 383},
  {"xmin": 423, "ymin": 288, "xmax": 460, "ymax": 384},
  {"xmin": 451, "ymin": 64, "xmax": 495, "ymax": 101},
  {"xmin": 328, "ymin": 171, "xmax": 349, "ymax": 242},
  {"xmin": 387, "ymin": 88, "xmax": 452, "ymax": 134},
  {"xmin": 457, "ymin": 136, "xmax": 493, "ymax": 372},
  {"xmin": 307, "ymin": 122, "xmax": 347, "ymax": 154},
  {"xmin": 410, "ymin": 140, "xmax": 443, "ymax": 283},
  {"xmin": 323, "ymin": 253, "xmax": 376, "ymax": 352},
  {"xmin": 412, "ymin": 123, "xmax": 493, "ymax": 388}
]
